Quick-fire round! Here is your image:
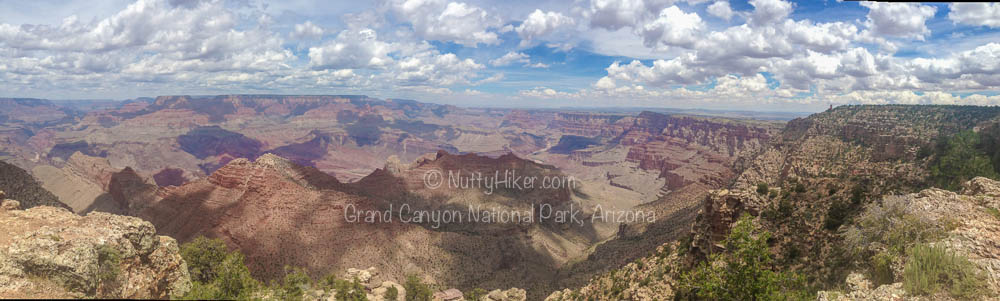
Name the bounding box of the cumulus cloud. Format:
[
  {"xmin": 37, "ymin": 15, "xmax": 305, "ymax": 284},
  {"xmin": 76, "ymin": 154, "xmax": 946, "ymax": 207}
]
[
  {"xmin": 490, "ymin": 51, "xmax": 530, "ymax": 66},
  {"xmin": 948, "ymin": 3, "xmax": 1000, "ymax": 28},
  {"xmin": 308, "ymin": 28, "xmax": 394, "ymax": 70},
  {"xmin": 386, "ymin": 0, "xmax": 502, "ymax": 47},
  {"xmin": 748, "ymin": 0, "xmax": 793, "ymax": 27},
  {"xmin": 707, "ymin": 1, "xmax": 734, "ymax": 21},
  {"xmin": 861, "ymin": 2, "xmax": 937, "ymax": 40},
  {"xmin": 515, "ymin": 9, "xmax": 575, "ymax": 46},
  {"xmin": 291, "ymin": 21, "xmax": 324, "ymax": 39},
  {"xmin": 519, "ymin": 86, "xmax": 578, "ymax": 98},
  {"xmin": 640, "ymin": 6, "xmax": 704, "ymax": 48}
]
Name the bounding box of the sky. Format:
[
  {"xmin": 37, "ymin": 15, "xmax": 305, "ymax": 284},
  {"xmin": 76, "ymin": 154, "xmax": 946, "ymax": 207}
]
[{"xmin": 1, "ymin": 0, "xmax": 1000, "ymax": 112}]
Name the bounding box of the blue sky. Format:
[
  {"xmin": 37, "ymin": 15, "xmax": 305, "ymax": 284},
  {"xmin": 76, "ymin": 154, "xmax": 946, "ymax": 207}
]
[{"xmin": 1, "ymin": 0, "xmax": 1000, "ymax": 112}]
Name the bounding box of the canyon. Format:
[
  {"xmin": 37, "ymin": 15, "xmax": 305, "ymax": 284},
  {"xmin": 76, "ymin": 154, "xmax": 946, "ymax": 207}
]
[{"xmin": 10, "ymin": 95, "xmax": 998, "ymax": 300}]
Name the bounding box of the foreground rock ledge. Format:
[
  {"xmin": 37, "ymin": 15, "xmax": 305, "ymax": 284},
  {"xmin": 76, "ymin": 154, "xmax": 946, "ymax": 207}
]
[{"xmin": 0, "ymin": 205, "xmax": 191, "ymax": 299}]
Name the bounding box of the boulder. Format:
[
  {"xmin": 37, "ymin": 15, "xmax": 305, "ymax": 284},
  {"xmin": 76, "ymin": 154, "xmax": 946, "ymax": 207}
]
[
  {"xmin": 0, "ymin": 206, "xmax": 191, "ymax": 299},
  {"xmin": 1, "ymin": 199, "xmax": 19, "ymax": 211}
]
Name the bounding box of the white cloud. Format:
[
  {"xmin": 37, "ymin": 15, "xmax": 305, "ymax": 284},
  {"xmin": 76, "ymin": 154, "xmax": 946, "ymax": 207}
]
[
  {"xmin": 707, "ymin": 1, "xmax": 734, "ymax": 21},
  {"xmin": 308, "ymin": 28, "xmax": 393, "ymax": 70},
  {"xmin": 640, "ymin": 6, "xmax": 704, "ymax": 48},
  {"xmin": 515, "ymin": 9, "xmax": 575, "ymax": 46},
  {"xmin": 519, "ymin": 86, "xmax": 578, "ymax": 98},
  {"xmin": 386, "ymin": 0, "xmax": 502, "ymax": 47},
  {"xmin": 291, "ymin": 21, "xmax": 324, "ymax": 39},
  {"xmin": 527, "ymin": 62, "xmax": 550, "ymax": 68},
  {"xmin": 861, "ymin": 2, "xmax": 937, "ymax": 40},
  {"xmin": 748, "ymin": 0, "xmax": 793, "ymax": 27},
  {"xmin": 490, "ymin": 51, "xmax": 530, "ymax": 66},
  {"xmin": 948, "ymin": 3, "xmax": 1000, "ymax": 28}
]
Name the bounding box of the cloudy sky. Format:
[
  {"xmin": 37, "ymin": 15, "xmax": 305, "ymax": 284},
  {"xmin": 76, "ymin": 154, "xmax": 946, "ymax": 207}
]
[{"xmin": 1, "ymin": 0, "xmax": 999, "ymax": 111}]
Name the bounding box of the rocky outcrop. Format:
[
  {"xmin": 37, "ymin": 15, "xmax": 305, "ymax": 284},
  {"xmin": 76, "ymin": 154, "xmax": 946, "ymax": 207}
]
[
  {"xmin": 818, "ymin": 177, "xmax": 1000, "ymax": 299},
  {"xmin": 0, "ymin": 205, "xmax": 191, "ymax": 299},
  {"xmin": 0, "ymin": 160, "xmax": 71, "ymax": 210},
  {"xmin": 689, "ymin": 189, "xmax": 765, "ymax": 260},
  {"xmin": 817, "ymin": 273, "xmax": 905, "ymax": 301}
]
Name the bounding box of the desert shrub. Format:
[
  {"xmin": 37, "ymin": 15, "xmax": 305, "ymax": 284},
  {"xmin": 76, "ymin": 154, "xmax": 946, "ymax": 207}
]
[
  {"xmin": 179, "ymin": 236, "xmax": 229, "ymax": 283},
  {"xmin": 332, "ymin": 277, "xmax": 368, "ymax": 301},
  {"xmin": 178, "ymin": 237, "xmax": 259, "ymax": 300},
  {"xmin": 278, "ymin": 267, "xmax": 312, "ymax": 300},
  {"xmin": 986, "ymin": 207, "xmax": 1000, "ymax": 221},
  {"xmin": 677, "ymin": 214, "xmax": 810, "ymax": 300},
  {"xmin": 463, "ymin": 288, "xmax": 486, "ymax": 301},
  {"xmin": 824, "ymin": 200, "xmax": 851, "ymax": 231},
  {"xmin": 843, "ymin": 196, "xmax": 943, "ymax": 258},
  {"xmin": 793, "ymin": 183, "xmax": 807, "ymax": 194},
  {"xmin": 386, "ymin": 286, "xmax": 399, "ymax": 300},
  {"xmin": 843, "ymin": 197, "xmax": 950, "ymax": 289},
  {"xmin": 928, "ymin": 130, "xmax": 998, "ymax": 190},
  {"xmin": 903, "ymin": 244, "xmax": 986, "ymax": 299},
  {"xmin": 404, "ymin": 275, "xmax": 433, "ymax": 301},
  {"xmin": 756, "ymin": 183, "xmax": 769, "ymax": 195},
  {"xmin": 871, "ymin": 251, "xmax": 895, "ymax": 286},
  {"xmin": 96, "ymin": 244, "xmax": 122, "ymax": 295},
  {"xmin": 849, "ymin": 184, "xmax": 867, "ymax": 205}
]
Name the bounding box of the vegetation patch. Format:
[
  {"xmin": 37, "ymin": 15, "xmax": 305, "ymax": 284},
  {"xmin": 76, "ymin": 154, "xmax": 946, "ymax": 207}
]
[
  {"xmin": 903, "ymin": 244, "xmax": 986, "ymax": 299},
  {"xmin": 676, "ymin": 214, "xmax": 810, "ymax": 300}
]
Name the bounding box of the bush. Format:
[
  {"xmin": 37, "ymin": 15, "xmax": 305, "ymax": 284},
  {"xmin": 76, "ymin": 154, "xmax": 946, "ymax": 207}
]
[
  {"xmin": 903, "ymin": 244, "xmax": 986, "ymax": 299},
  {"xmin": 386, "ymin": 286, "xmax": 399, "ymax": 301},
  {"xmin": 178, "ymin": 236, "xmax": 259, "ymax": 300},
  {"xmin": 843, "ymin": 196, "xmax": 943, "ymax": 258},
  {"xmin": 871, "ymin": 251, "xmax": 895, "ymax": 286},
  {"xmin": 179, "ymin": 236, "xmax": 229, "ymax": 283},
  {"xmin": 793, "ymin": 183, "xmax": 806, "ymax": 194},
  {"xmin": 332, "ymin": 277, "xmax": 368, "ymax": 301},
  {"xmin": 464, "ymin": 288, "xmax": 486, "ymax": 301},
  {"xmin": 756, "ymin": 183, "xmax": 769, "ymax": 195},
  {"xmin": 279, "ymin": 267, "xmax": 312, "ymax": 300},
  {"xmin": 404, "ymin": 275, "xmax": 433, "ymax": 301},
  {"xmin": 928, "ymin": 131, "xmax": 999, "ymax": 190},
  {"xmin": 677, "ymin": 214, "xmax": 810, "ymax": 300},
  {"xmin": 96, "ymin": 244, "xmax": 122, "ymax": 295},
  {"xmin": 824, "ymin": 200, "xmax": 851, "ymax": 231},
  {"xmin": 986, "ymin": 207, "xmax": 1000, "ymax": 221}
]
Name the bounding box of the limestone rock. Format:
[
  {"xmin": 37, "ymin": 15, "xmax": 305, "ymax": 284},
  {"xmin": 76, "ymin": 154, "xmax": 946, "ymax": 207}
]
[
  {"xmin": 817, "ymin": 273, "xmax": 904, "ymax": 301},
  {"xmin": 482, "ymin": 287, "xmax": 526, "ymax": 301},
  {"xmin": 0, "ymin": 206, "xmax": 191, "ymax": 299},
  {"xmin": 1, "ymin": 199, "xmax": 19, "ymax": 210},
  {"xmin": 961, "ymin": 176, "xmax": 1000, "ymax": 197}
]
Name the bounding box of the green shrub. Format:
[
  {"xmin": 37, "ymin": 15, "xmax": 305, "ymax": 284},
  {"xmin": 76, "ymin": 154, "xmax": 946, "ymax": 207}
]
[
  {"xmin": 928, "ymin": 131, "xmax": 999, "ymax": 190},
  {"xmin": 464, "ymin": 288, "xmax": 486, "ymax": 301},
  {"xmin": 903, "ymin": 244, "xmax": 986, "ymax": 299},
  {"xmin": 871, "ymin": 251, "xmax": 895, "ymax": 286},
  {"xmin": 404, "ymin": 275, "xmax": 433, "ymax": 301},
  {"xmin": 756, "ymin": 183, "xmax": 769, "ymax": 195},
  {"xmin": 986, "ymin": 207, "xmax": 1000, "ymax": 220},
  {"xmin": 843, "ymin": 197, "xmax": 943, "ymax": 258},
  {"xmin": 677, "ymin": 214, "xmax": 810, "ymax": 300},
  {"xmin": 96, "ymin": 244, "xmax": 122, "ymax": 295},
  {"xmin": 179, "ymin": 236, "xmax": 229, "ymax": 282},
  {"xmin": 824, "ymin": 200, "xmax": 851, "ymax": 231},
  {"xmin": 332, "ymin": 277, "xmax": 368, "ymax": 301},
  {"xmin": 178, "ymin": 236, "xmax": 259, "ymax": 300},
  {"xmin": 279, "ymin": 267, "xmax": 312, "ymax": 300},
  {"xmin": 793, "ymin": 183, "xmax": 806, "ymax": 194},
  {"xmin": 386, "ymin": 286, "xmax": 399, "ymax": 300}
]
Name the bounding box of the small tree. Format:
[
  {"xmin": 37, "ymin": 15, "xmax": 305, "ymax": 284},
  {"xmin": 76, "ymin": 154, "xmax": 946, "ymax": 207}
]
[
  {"xmin": 756, "ymin": 183, "xmax": 769, "ymax": 195},
  {"xmin": 96, "ymin": 244, "xmax": 122, "ymax": 296},
  {"xmin": 404, "ymin": 275, "xmax": 433, "ymax": 301},
  {"xmin": 678, "ymin": 214, "xmax": 809, "ymax": 300}
]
